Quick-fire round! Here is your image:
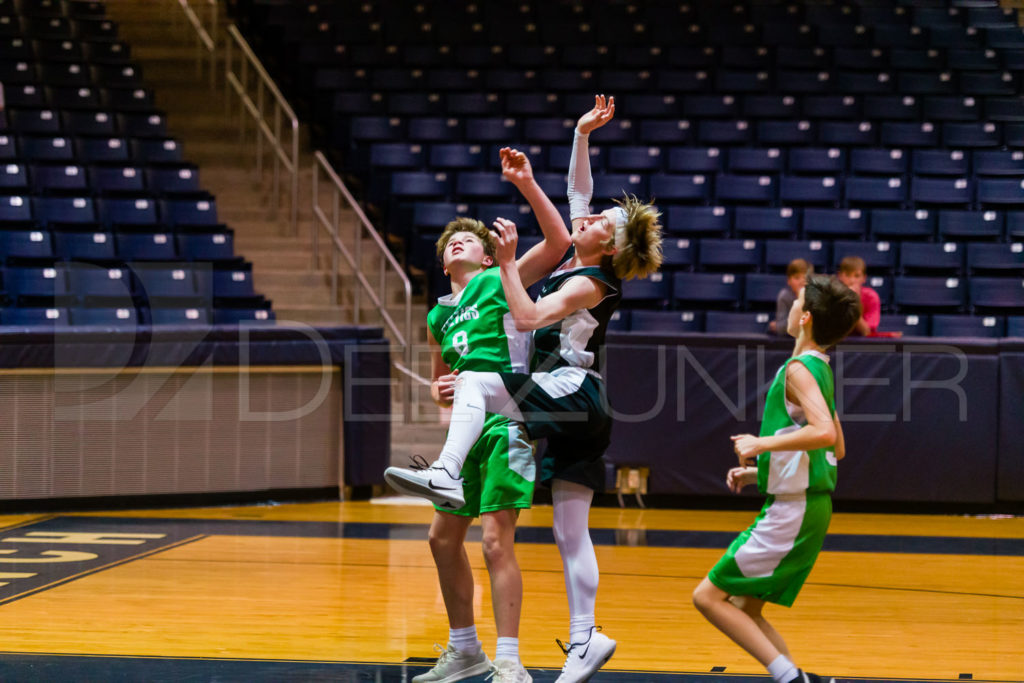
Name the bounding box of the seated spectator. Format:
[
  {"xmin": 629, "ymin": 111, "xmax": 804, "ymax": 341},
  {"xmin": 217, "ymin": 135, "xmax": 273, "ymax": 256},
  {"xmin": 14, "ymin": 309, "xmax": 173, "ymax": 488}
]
[
  {"xmin": 837, "ymin": 255, "xmax": 898, "ymax": 337},
  {"xmin": 769, "ymin": 258, "xmax": 811, "ymax": 336}
]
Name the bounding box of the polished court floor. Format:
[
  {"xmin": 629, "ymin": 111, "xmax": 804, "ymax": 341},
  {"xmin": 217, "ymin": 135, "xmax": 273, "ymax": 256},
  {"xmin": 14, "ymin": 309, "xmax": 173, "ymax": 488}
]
[{"xmin": 0, "ymin": 500, "xmax": 1021, "ymax": 682}]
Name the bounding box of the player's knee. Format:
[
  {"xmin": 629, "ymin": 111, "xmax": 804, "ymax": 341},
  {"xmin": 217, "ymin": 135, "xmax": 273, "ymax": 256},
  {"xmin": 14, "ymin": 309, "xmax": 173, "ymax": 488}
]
[
  {"xmin": 692, "ymin": 581, "xmax": 713, "ymax": 612},
  {"xmin": 480, "ymin": 532, "xmax": 509, "ymax": 567},
  {"xmin": 427, "ymin": 528, "xmax": 459, "ymax": 559}
]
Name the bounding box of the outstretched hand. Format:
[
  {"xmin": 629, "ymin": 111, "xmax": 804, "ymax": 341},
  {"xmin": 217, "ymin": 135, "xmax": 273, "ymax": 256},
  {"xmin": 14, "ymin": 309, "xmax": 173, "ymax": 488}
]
[
  {"xmin": 500, "ymin": 147, "xmax": 533, "ymax": 186},
  {"xmin": 577, "ymin": 94, "xmax": 615, "ymax": 134},
  {"xmin": 491, "ymin": 217, "xmax": 519, "ymax": 267},
  {"xmin": 726, "ymin": 466, "xmax": 758, "ymax": 494}
]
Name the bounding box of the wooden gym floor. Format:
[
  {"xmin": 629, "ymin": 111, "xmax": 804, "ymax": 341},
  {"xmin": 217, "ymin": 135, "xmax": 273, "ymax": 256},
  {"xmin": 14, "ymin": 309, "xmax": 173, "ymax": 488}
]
[{"xmin": 0, "ymin": 500, "xmax": 1021, "ymax": 682}]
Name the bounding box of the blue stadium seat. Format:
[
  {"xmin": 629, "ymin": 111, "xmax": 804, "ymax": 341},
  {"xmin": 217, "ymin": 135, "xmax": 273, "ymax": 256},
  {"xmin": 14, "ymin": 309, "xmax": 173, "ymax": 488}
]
[
  {"xmin": 832, "ymin": 240, "xmax": 898, "ymax": 274},
  {"xmin": 523, "ymin": 117, "xmax": 575, "ymax": 144},
  {"xmin": 592, "ymin": 174, "xmax": 647, "ymax": 203},
  {"xmin": 33, "ymin": 196, "xmax": 95, "ymax": 226},
  {"xmin": 788, "ymin": 147, "xmax": 845, "ymax": 175},
  {"xmin": 386, "ymin": 93, "xmax": 442, "ymax": 117},
  {"xmin": 455, "ymin": 172, "xmax": 515, "ymax": 201},
  {"xmin": 763, "ymin": 239, "xmax": 829, "ymax": 273},
  {"xmin": 407, "ymin": 201, "xmax": 474, "ymax": 232},
  {"xmin": 0, "ymin": 228, "xmax": 52, "ymax": 260},
  {"xmin": 445, "ymin": 93, "xmax": 501, "ymax": 117},
  {"xmin": 850, "ymin": 148, "xmax": 908, "ymax": 176},
  {"xmin": 53, "ymin": 230, "xmax": 115, "ymax": 260},
  {"xmin": 715, "ymin": 69, "xmax": 771, "ymax": 94},
  {"xmin": 881, "ymin": 122, "xmax": 940, "ymax": 148},
  {"xmin": 661, "ymin": 238, "xmax": 695, "ymax": 270},
  {"xmin": 900, "ymin": 242, "xmax": 964, "ymax": 275},
  {"xmin": 715, "ymin": 174, "xmax": 776, "ymax": 204},
  {"xmin": 894, "ymin": 276, "xmax": 966, "ymax": 311},
  {"xmin": 897, "ymin": 70, "xmax": 956, "ymax": 96},
  {"xmin": 466, "ymin": 117, "xmax": 521, "ymax": 144},
  {"xmin": 733, "ymin": 207, "xmax": 800, "ymax": 238},
  {"xmin": 973, "ymin": 150, "xmax": 1024, "ymax": 176},
  {"xmin": 214, "ymin": 307, "xmax": 275, "ymax": 325},
  {"xmin": 698, "ymin": 120, "xmax": 754, "ymax": 145},
  {"xmin": 922, "ymin": 96, "xmax": 979, "ymax": 122},
  {"xmin": 938, "ymin": 210, "xmax": 1003, "ymax": 240},
  {"xmin": 97, "ymin": 197, "xmax": 158, "ymax": 227},
  {"xmin": 863, "ymin": 95, "xmax": 920, "ymax": 121},
  {"xmin": 145, "ymin": 165, "xmax": 201, "ymax": 196},
  {"xmin": 0, "ymin": 162, "xmax": 29, "ymax": 192},
  {"xmin": 115, "ymin": 231, "xmax": 176, "ymax": 261},
  {"xmin": 0, "ymin": 195, "xmax": 33, "ymax": 225},
  {"xmin": 970, "ymin": 277, "xmax": 1024, "ymax": 310},
  {"xmin": 177, "ymin": 232, "xmax": 235, "ymax": 262},
  {"xmin": 160, "ymin": 197, "xmax": 218, "ymax": 228},
  {"xmin": 30, "ymin": 163, "xmax": 88, "ymax": 194},
  {"xmin": 845, "ymin": 176, "xmax": 907, "ymax": 205},
  {"xmin": 879, "ymin": 313, "xmax": 930, "ymax": 337},
  {"xmin": 8, "ymin": 108, "xmax": 60, "ymax": 134},
  {"xmin": 667, "ymin": 147, "xmax": 724, "ymax": 174},
  {"xmin": 818, "ymin": 120, "xmax": 877, "ymax": 146},
  {"xmin": 684, "ymin": 95, "xmax": 739, "ymax": 119},
  {"xmin": 133, "ymin": 265, "xmax": 198, "ymax": 300},
  {"xmin": 656, "ymin": 69, "xmax": 712, "ymax": 93},
  {"xmin": 369, "ymin": 143, "xmax": 426, "ymax": 171},
  {"xmin": 664, "ymin": 206, "xmax": 731, "ymax": 237},
  {"xmin": 118, "ymin": 111, "xmax": 167, "ymax": 137},
  {"xmin": 977, "ymin": 178, "xmax": 1024, "ymax": 206},
  {"xmin": 102, "ymin": 87, "xmax": 157, "ymax": 113},
  {"xmin": 705, "ymin": 310, "xmax": 771, "ymax": 335},
  {"xmin": 943, "ymin": 122, "xmax": 1001, "ymax": 148},
  {"xmin": 779, "ymin": 175, "xmax": 842, "ymax": 204},
  {"xmin": 67, "ymin": 264, "xmax": 134, "ymax": 299},
  {"xmin": 1007, "ymin": 212, "xmax": 1024, "ymax": 240},
  {"xmin": 803, "ymin": 95, "xmax": 861, "ymax": 119},
  {"xmin": 637, "ymin": 120, "xmax": 693, "ymax": 145},
  {"xmin": 912, "ymin": 177, "xmax": 973, "ymax": 206},
  {"xmin": 148, "ymin": 306, "xmax": 211, "ymax": 325},
  {"xmin": 966, "ymin": 243, "xmax": 1024, "ymax": 274},
  {"xmin": 672, "ymin": 272, "xmax": 743, "ymax": 309},
  {"xmin": 628, "ymin": 309, "xmax": 704, "ymax": 333},
  {"xmin": 984, "ymin": 97, "xmax": 1024, "ymax": 122},
  {"xmin": 742, "ymin": 94, "xmax": 798, "ymax": 119},
  {"xmin": 1008, "ymin": 316, "xmax": 1024, "ymax": 337},
  {"xmin": 698, "ymin": 239, "xmax": 762, "ymax": 272},
  {"xmin": 505, "ymin": 93, "xmax": 561, "ymax": 117},
  {"xmin": 430, "ymin": 144, "xmax": 485, "ymax": 171},
  {"xmin": 607, "ymin": 146, "xmax": 664, "ymax": 174},
  {"xmin": 390, "ymin": 171, "xmax": 452, "ymax": 202},
  {"xmin": 802, "ymin": 208, "xmax": 867, "ymax": 238},
  {"xmin": 348, "ymin": 116, "xmax": 404, "ymax": 144},
  {"xmin": 22, "ymin": 135, "xmax": 74, "ymax": 162},
  {"xmin": 606, "ymin": 309, "xmax": 630, "ymax": 332},
  {"xmin": 623, "ymin": 94, "xmax": 682, "ymax": 118},
  {"xmin": 91, "ymin": 164, "xmax": 145, "ymax": 195},
  {"xmin": 648, "ymin": 174, "xmax": 709, "ymax": 204},
  {"xmin": 132, "ymin": 138, "xmax": 184, "ymax": 164},
  {"xmin": 1, "ymin": 306, "xmax": 69, "ymax": 325},
  {"xmin": 70, "ymin": 306, "xmax": 138, "ymax": 326},
  {"xmin": 757, "ymin": 120, "xmax": 816, "ymax": 146},
  {"xmin": 912, "ymin": 150, "xmax": 969, "ymax": 176},
  {"xmin": 744, "ymin": 273, "xmax": 786, "ymax": 308},
  {"xmin": 212, "ymin": 267, "xmax": 256, "ymax": 298},
  {"xmin": 728, "ymin": 148, "xmax": 784, "ymax": 174},
  {"xmin": 620, "ymin": 271, "xmax": 671, "ymax": 308},
  {"xmin": 5, "ymin": 265, "xmax": 67, "ymax": 299},
  {"xmin": 76, "ymin": 136, "xmax": 130, "ymax": 164},
  {"xmin": 870, "ymin": 209, "xmax": 936, "ymax": 240}
]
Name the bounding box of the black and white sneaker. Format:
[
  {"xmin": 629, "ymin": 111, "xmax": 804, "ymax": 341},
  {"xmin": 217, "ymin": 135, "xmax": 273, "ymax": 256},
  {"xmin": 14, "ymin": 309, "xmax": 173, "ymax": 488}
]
[
  {"xmin": 553, "ymin": 626, "xmax": 616, "ymax": 683},
  {"xmin": 384, "ymin": 456, "xmax": 465, "ymax": 509},
  {"xmin": 789, "ymin": 670, "xmax": 836, "ymax": 683}
]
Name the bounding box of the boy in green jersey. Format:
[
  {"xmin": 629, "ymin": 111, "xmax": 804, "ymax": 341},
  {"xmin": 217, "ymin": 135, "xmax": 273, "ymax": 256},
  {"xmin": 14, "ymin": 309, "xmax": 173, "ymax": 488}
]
[
  {"xmin": 393, "ymin": 147, "xmax": 571, "ymax": 683},
  {"xmin": 693, "ymin": 274, "xmax": 861, "ymax": 683}
]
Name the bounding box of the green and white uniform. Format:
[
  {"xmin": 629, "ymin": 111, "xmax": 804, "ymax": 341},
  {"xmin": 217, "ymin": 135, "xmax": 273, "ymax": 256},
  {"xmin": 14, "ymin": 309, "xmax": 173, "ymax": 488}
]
[
  {"xmin": 709, "ymin": 350, "xmax": 837, "ymax": 607},
  {"xmin": 499, "ymin": 261, "xmax": 622, "ymax": 491},
  {"xmin": 428, "ymin": 268, "xmax": 535, "ymax": 517}
]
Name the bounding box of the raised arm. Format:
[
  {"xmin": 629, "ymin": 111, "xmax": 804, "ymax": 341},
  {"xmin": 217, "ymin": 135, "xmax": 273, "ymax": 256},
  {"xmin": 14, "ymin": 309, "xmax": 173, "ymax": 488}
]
[
  {"xmin": 493, "ymin": 217, "xmax": 606, "ymax": 332},
  {"xmin": 500, "ymin": 147, "xmax": 571, "ymax": 288},
  {"xmin": 568, "ymin": 94, "xmax": 615, "ymax": 228}
]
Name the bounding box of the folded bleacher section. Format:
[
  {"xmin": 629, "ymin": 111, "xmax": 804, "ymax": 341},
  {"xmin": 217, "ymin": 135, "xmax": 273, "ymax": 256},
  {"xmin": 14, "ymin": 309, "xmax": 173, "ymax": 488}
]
[
  {"xmin": 0, "ymin": 0, "xmax": 274, "ymax": 326},
  {"xmin": 235, "ymin": 0, "xmax": 1024, "ymax": 337}
]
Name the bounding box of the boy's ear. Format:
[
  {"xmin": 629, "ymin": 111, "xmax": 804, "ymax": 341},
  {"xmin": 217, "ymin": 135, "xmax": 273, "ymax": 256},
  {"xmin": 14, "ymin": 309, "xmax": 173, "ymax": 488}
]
[
  {"xmin": 602, "ymin": 244, "xmax": 618, "ymax": 256},
  {"xmin": 801, "ymin": 310, "xmax": 812, "ymax": 327},
  {"xmin": 482, "ymin": 254, "xmax": 494, "ymax": 267}
]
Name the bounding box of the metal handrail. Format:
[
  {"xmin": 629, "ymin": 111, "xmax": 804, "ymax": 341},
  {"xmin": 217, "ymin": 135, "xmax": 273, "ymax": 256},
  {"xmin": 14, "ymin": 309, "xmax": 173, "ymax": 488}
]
[
  {"xmin": 224, "ymin": 24, "xmax": 300, "ymax": 235},
  {"xmin": 173, "ymin": 0, "xmax": 217, "ymax": 89},
  {"xmin": 312, "ymin": 151, "xmax": 414, "ymax": 421}
]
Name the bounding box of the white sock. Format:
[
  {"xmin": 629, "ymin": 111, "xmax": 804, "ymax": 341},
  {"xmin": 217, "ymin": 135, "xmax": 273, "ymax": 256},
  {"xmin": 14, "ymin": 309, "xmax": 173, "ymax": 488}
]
[
  {"xmin": 494, "ymin": 636, "xmax": 519, "ymax": 663},
  {"xmin": 449, "ymin": 625, "xmax": 480, "ymax": 654},
  {"xmin": 569, "ymin": 615, "xmax": 595, "ymax": 645},
  {"xmin": 438, "ymin": 371, "xmax": 524, "ymax": 475},
  {"xmin": 552, "ymin": 480, "xmax": 599, "ymax": 629},
  {"xmin": 768, "ymin": 654, "xmax": 799, "ymax": 683}
]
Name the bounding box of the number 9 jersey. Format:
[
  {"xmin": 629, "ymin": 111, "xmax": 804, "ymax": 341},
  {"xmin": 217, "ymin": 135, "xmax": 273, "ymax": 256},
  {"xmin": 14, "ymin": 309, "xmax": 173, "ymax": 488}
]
[{"xmin": 427, "ymin": 268, "xmax": 531, "ymax": 374}]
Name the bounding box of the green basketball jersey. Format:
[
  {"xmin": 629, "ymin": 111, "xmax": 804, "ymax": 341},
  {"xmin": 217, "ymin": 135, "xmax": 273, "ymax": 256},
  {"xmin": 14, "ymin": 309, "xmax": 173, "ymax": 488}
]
[
  {"xmin": 427, "ymin": 268, "xmax": 530, "ymax": 373},
  {"xmin": 756, "ymin": 350, "xmax": 838, "ymax": 496}
]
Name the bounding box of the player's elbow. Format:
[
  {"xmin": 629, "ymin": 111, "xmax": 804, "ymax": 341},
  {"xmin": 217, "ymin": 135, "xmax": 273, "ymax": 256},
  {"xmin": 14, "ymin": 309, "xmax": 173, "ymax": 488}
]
[{"xmin": 812, "ymin": 423, "xmax": 837, "ymax": 449}]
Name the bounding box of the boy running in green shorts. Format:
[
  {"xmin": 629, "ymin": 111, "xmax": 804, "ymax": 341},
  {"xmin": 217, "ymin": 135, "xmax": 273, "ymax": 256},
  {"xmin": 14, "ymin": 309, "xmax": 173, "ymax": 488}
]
[
  {"xmin": 692, "ymin": 274, "xmax": 861, "ymax": 683},
  {"xmin": 394, "ymin": 146, "xmax": 571, "ymax": 683}
]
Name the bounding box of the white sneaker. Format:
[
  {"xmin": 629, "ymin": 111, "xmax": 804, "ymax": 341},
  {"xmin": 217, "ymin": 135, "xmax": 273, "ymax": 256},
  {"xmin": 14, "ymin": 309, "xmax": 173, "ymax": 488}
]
[
  {"xmin": 487, "ymin": 658, "xmax": 532, "ymax": 683},
  {"xmin": 384, "ymin": 458, "xmax": 465, "ymax": 509},
  {"xmin": 554, "ymin": 627, "xmax": 616, "ymax": 683},
  {"xmin": 413, "ymin": 643, "xmax": 492, "ymax": 683}
]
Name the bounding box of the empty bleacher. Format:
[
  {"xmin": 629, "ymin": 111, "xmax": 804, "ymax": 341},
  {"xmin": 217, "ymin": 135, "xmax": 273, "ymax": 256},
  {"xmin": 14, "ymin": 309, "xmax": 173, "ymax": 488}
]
[{"xmin": 233, "ymin": 0, "xmax": 1024, "ymax": 337}]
